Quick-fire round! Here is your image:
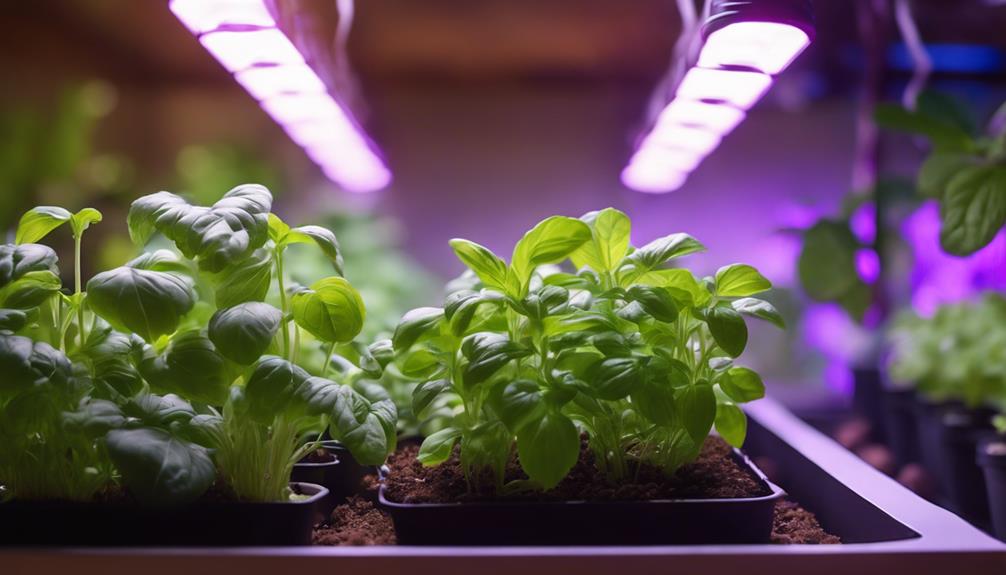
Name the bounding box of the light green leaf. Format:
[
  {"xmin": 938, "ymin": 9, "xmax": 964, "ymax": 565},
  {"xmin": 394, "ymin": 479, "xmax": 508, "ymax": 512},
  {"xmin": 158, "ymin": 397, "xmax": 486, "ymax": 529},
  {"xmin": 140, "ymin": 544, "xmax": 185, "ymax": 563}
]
[
  {"xmin": 585, "ymin": 357, "xmax": 640, "ymax": 400},
  {"xmin": 286, "ymin": 225, "xmax": 344, "ymax": 275},
  {"xmin": 510, "ymin": 216, "xmax": 592, "ymax": 291},
  {"xmin": 635, "ymin": 268, "xmax": 710, "ymax": 307},
  {"xmin": 626, "ymin": 285, "xmax": 679, "ymax": 322},
  {"xmin": 15, "ymin": 206, "xmax": 71, "ymax": 244},
  {"xmin": 291, "ymin": 277, "xmax": 366, "ymax": 344},
  {"xmin": 622, "ymin": 233, "xmax": 705, "ymax": 280},
  {"xmin": 715, "ymin": 264, "xmax": 772, "ymax": 297},
  {"xmin": 731, "ymin": 297, "xmax": 785, "ymax": 328},
  {"xmin": 417, "ymin": 427, "xmax": 462, "ymax": 466},
  {"xmin": 719, "ymin": 367, "xmax": 765, "ymax": 402},
  {"xmin": 678, "ymin": 382, "xmax": 716, "ymax": 441},
  {"xmin": 940, "ymin": 165, "xmax": 1006, "ymax": 256},
  {"xmin": 70, "ymin": 207, "xmax": 103, "ymax": 237},
  {"xmin": 516, "ymin": 411, "xmax": 579, "ymax": 489},
  {"xmin": 570, "ymin": 208, "xmax": 631, "ymax": 273},
  {"xmin": 208, "ymin": 301, "xmax": 282, "ymax": 365},
  {"xmin": 449, "ymin": 239, "xmax": 509, "ymax": 291},
  {"xmin": 715, "ymin": 402, "xmax": 747, "ymax": 447}
]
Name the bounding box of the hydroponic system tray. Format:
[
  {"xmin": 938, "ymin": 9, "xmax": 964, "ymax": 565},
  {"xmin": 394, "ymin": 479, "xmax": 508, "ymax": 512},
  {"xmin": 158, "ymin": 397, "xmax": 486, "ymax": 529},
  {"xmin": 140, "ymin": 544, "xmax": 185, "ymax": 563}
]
[{"xmin": 5, "ymin": 398, "xmax": 1004, "ymax": 575}]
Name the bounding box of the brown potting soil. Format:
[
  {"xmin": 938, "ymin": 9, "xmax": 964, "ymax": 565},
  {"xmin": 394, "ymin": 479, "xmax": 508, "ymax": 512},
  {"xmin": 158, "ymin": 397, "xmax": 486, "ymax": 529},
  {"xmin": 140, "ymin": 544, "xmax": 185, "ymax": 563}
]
[
  {"xmin": 300, "ymin": 447, "xmax": 337, "ymax": 464},
  {"xmin": 383, "ymin": 436, "xmax": 768, "ymax": 503},
  {"xmin": 312, "ymin": 497, "xmax": 839, "ymax": 546}
]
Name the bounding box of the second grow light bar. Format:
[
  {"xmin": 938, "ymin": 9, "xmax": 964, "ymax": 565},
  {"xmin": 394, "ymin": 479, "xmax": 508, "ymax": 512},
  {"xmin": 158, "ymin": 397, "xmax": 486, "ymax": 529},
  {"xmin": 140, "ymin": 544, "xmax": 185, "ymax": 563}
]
[
  {"xmin": 169, "ymin": 0, "xmax": 391, "ymax": 193},
  {"xmin": 622, "ymin": 0, "xmax": 814, "ymax": 194}
]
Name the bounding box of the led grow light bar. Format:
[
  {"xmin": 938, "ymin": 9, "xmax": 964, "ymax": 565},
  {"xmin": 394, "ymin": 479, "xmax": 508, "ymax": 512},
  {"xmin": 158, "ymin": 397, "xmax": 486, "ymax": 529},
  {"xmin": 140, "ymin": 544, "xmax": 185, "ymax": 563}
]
[
  {"xmin": 622, "ymin": 0, "xmax": 813, "ymax": 194},
  {"xmin": 169, "ymin": 0, "xmax": 391, "ymax": 193}
]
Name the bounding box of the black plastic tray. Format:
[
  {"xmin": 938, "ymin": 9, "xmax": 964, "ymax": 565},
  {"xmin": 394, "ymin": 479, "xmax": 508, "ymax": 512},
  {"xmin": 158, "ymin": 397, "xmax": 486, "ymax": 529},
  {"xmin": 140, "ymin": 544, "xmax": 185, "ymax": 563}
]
[
  {"xmin": 378, "ymin": 449, "xmax": 785, "ymax": 545},
  {"xmin": 0, "ymin": 482, "xmax": 327, "ymax": 547}
]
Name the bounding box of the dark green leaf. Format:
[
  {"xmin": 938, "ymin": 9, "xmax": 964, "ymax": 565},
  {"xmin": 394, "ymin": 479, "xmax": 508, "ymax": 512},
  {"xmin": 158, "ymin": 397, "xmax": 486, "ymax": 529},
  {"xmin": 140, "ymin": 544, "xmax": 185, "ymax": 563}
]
[
  {"xmin": 678, "ymin": 383, "xmax": 716, "ymax": 441},
  {"xmin": 939, "ymin": 165, "xmax": 1006, "ymax": 256},
  {"xmin": 704, "ymin": 306, "xmax": 748, "ymax": 358},
  {"xmin": 105, "ymin": 428, "xmax": 215, "ymax": 505},
  {"xmin": 494, "ymin": 379, "xmax": 545, "ymax": 431},
  {"xmin": 626, "ymin": 285, "xmax": 679, "ymax": 322},
  {"xmin": 0, "ymin": 244, "xmax": 61, "ymax": 309},
  {"xmin": 208, "ymin": 301, "xmax": 282, "ymax": 365},
  {"xmin": 412, "ymin": 378, "xmax": 453, "ymax": 416},
  {"xmin": 86, "ymin": 265, "xmax": 195, "ymax": 342},
  {"xmin": 516, "ymin": 411, "xmax": 579, "ymax": 489},
  {"xmin": 918, "ymin": 153, "xmax": 974, "ymax": 199},
  {"xmin": 140, "ymin": 330, "xmax": 230, "ymax": 405},
  {"xmin": 585, "ymin": 357, "xmax": 640, "ymax": 400},
  {"xmin": 461, "ymin": 332, "xmax": 530, "ymax": 387},
  {"xmin": 329, "ymin": 389, "xmax": 397, "ymax": 465},
  {"xmin": 211, "ymin": 249, "xmax": 272, "ymax": 308},
  {"xmin": 392, "ymin": 307, "xmax": 443, "ymax": 351}
]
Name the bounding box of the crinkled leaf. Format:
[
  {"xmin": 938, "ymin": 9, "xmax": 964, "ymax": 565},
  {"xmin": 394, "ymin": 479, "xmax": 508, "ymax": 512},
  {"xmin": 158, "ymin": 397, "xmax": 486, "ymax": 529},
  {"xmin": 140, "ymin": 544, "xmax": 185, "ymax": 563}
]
[
  {"xmin": 460, "ymin": 332, "xmax": 530, "ymax": 388},
  {"xmin": 62, "ymin": 398, "xmax": 126, "ymax": 438},
  {"xmin": 0, "ymin": 333, "xmax": 77, "ymax": 400},
  {"xmin": 127, "ymin": 184, "xmax": 272, "ymax": 272},
  {"xmin": 208, "ymin": 301, "xmax": 282, "ymax": 365},
  {"xmin": 140, "ymin": 330, "xmax": 230, "ymax": 405},
  {"xmin": 0, "ymin": 309, "xmax": 28, "ymax": 332},
  {"xmin": 291, "ymin": 277, "xmax": 366, "ymax": 344},
  {"xmin": 123, "ymin": 392, "xmax": 197, "ymax": 428},
  {"xmin": 0, "ymin": 244, "xmax": 61, "ymax": 309},
  {"xmin": 105, "ymin": 428, "xmax": 215, "ymax": 506},
  {"xmin": 329, "ymin": 388, "xmax": 397, "ymax": 465}
]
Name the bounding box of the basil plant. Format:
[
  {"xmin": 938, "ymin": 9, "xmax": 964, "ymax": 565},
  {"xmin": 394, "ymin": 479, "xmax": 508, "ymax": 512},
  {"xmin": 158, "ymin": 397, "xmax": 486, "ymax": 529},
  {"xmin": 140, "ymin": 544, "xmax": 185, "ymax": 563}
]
[
  {"xmin": 392, "ymin": 208, "xmax": 782, "ymax": 492},
  {"xmin": 888, "ymin": 292, "xmax": 1006, "ymax": 412},
  {"xmin": 0, "ymin": 185, "xmax": 396, "ymax": 505}
]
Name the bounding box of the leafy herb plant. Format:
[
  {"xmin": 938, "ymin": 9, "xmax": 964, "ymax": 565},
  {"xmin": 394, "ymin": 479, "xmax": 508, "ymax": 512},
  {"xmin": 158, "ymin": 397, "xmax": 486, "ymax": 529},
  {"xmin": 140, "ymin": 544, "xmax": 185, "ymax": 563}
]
[
  {"xmin": 393, "ymin": 208, "xmax": 782, "ymax": 492},
  {"xmin": 0, "ymin": 184, "xmax": 396, "ymax": 505}
]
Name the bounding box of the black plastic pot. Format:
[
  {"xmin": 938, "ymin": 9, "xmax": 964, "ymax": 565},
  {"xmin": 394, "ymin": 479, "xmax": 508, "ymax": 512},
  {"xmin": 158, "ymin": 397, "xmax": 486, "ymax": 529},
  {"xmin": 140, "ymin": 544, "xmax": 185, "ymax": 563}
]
[
  {"xmin": 914, "ymin": 396, "xmax": 954, "ymax": 494},
  {"xmin": 0, "ymin": 482, "xmax": 327, "ymax": 547},
  {"xmin": 853, "ymin": 367, "xmax": 886, "ymax": 442},
  {"xmin": 378, "ymin": 449, "xmax": 785, "ymax": 546},
  {"xmin": 978, "ymin": 437, "xmax": 1006, "ymax": 541},
  {"xmin": 292, "ymin": 440, "xmax": 373, "ymax": 512},
  {"xmin": 883, "ymin": 386, "xmax": 920, "ymax": 468},
  {"xmin": 937, "ymin": 409, "xmax": 995, "ymax": 524}
]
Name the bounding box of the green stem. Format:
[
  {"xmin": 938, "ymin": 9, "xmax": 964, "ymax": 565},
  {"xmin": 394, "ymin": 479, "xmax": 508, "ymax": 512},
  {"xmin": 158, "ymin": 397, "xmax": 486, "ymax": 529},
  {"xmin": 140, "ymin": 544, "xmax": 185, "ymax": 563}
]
[
  {"xmin": 74, "ymin": 233, "xmax": 85, "ymax": 349},
  {"xmin": 321, "ymin": 341, "xmax": 336, "ymax": 375},
  {"xmin": 274, "ymin": 248, "xmax": 291, "ymax": 359}
]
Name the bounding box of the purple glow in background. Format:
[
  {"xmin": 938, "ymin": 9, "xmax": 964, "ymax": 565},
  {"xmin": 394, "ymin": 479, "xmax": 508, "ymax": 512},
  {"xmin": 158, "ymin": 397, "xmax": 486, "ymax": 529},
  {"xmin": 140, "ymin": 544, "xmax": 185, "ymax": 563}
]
[
  {"xmin": 169, "ymin": 0, "xmax": 391, "ymax": 193},
  {"xmin": 905, "ymin": 201, "xmax": 1006, "ymax": 315},
  {"xmin": 621, "ymin": 21, "xmax": 810, "ymax": 194}
]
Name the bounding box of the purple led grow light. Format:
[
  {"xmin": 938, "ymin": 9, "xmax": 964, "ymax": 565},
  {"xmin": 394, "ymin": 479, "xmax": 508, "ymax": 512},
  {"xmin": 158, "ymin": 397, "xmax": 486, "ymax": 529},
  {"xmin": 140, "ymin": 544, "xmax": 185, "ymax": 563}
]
[
  {"xmin": 622, "ymin": 1, "xmax": 813, "ymax": 194},
  {"xmin": 169, "ymin": 0, "xmax": 391, "ymax": 193}
]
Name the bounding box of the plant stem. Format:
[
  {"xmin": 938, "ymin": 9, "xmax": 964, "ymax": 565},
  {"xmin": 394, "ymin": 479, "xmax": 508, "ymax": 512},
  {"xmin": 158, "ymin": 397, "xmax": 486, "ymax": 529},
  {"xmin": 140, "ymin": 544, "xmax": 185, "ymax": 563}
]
[
  {"xmin": 274, "ymin": 248, "xmax": 291, "ymax": 359},
  {"xmin": 74, "ymin": 232, "xmax": 85, "ymax": 348},
  {"xmin": 321, "ymin": 341, "xmax": 336, "ymax": 375}
]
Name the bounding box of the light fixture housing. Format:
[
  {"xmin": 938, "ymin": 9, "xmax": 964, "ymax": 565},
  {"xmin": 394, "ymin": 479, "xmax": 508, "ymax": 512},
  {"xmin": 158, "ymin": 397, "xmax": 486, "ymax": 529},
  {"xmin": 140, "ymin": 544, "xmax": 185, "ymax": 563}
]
[
  {"xmin": 621, "ymin": 0, "xmax": 814, "ymax": 194},
  {"xmin": 169, "ymin": 0, "xmax": 391, "ymax": 193}
]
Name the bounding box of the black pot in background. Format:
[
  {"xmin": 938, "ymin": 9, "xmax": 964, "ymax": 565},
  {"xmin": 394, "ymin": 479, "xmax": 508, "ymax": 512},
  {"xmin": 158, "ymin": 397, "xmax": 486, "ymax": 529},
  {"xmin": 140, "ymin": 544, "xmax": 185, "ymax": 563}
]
[
  {"xmin": 883, "ymin": 387, "xmax": 919, "ymax": 468},
  {"xmin": 978, "ymin": 437, "xmax": 1006, "ymax": 542},
  {"xmin": 0, "ymin": 482, "xmax": 327, "ymax": 546},
  {"xmin": 937, "ymin": 408, "xmax": 995, "ymax": 525},
  {"xmin": 291, "ymin": 440, "xmax": 373, "ymax": 516},
  {"xmin": 853, "ymin": 367, "xmax": 886, "ymax": 443},
  {"xmin": 914, "ymin": 397, "xmax": 953, "ymax": 495}
]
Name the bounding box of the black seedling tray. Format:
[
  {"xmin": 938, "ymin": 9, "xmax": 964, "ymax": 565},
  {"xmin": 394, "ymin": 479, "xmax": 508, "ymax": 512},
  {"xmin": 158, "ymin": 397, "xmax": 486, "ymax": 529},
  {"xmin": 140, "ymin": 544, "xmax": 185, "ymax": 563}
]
[
  {"xmin": 378, "ymin": 449, "xmax": 785, "ymax": 546},
  {"xmin": 0, "ymin": 482, "xmax": 327, "ymax": 547}
]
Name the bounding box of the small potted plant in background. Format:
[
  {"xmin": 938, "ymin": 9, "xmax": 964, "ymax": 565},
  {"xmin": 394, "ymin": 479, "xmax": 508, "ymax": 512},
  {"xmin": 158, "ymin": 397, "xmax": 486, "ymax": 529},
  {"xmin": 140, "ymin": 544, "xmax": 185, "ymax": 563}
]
[
  {"xmin": 978, "ymin": 414, "xmax": 1006, "ymax": 541},
  {"xmin": 887, "ymin": 293, "xmax": 1006, "ymax": 524},
  {"xmin": 0, "ymin": 184, "xmax": 397, "ymax": 545},
  {"xmin": 382, "ymin": 208, "xmax": 786, "ymax": 545}
]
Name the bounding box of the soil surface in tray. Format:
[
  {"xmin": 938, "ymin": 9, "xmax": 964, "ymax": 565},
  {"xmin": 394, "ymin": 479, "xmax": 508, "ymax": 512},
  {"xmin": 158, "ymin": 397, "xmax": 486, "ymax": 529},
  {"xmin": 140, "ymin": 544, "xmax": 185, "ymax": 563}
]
[
  {"xmin": 384, "ymin": 436, "xmax": 768, "ymax": 503},
  {"xmin": 300, "ymin": 447, "xmax": 337, "ymax": 464},
  {"xmin": 313, "ymin": 497, "xmax": 839, "ymax": 546}
]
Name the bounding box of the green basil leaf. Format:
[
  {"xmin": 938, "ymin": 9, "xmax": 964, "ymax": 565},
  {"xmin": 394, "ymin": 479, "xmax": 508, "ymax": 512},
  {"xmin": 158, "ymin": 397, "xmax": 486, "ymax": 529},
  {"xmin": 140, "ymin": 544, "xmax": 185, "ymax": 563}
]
[
  {"xmin": 622, "ymin": 233, "xmax": 705, "ymax": 278},
  {"xmin": 125, "ymin": 250, "xmax": 192, "ymax": 274},
  {"xmin": 392, "ymin": 307, "xmax": 444, "ymax": 351},
  {"xmin": 291, "ymin": 276, "xmax": 366, "ymax": 344},
  {"xmin": 626, "ymin": 285, "xmax": 679, "ymax": 322},
  {"xmin": 211, "ymin": 249, "xmax": 272, "ymax": 308},
  {"xmin": 874, "ymin": 103, "xmax": 974, "ymax": 152},
  {"xmin": 417, "ymin": 427, "xmax": 462, "ymax": 466},
  {"xmin": 918, "ymin": 153, "xmax": 974, "ymax": 199},
  {"xmin": 493, "ymin": 379, "xmax": 545, "ymax": 432},
  {"xmin": 585, "ymin": 357, "xmax": 640, "ymax": 400},
  {"xmin": 105, "ymin": 428, "xmax": 215, "ymax": 505},
  {"xmin": 570, "ymin": 207, "xmax": 631, "ymax": 273},
  {"xmin": 400, "ymin": 347, "xmax": 442, "ymax": 378},
  {"xmin": 631, "ymin": 372, "xmax": 678, "ymax": 427},
  {"xmin": 75, "ymin": 327, "xmax": 144, "ymax": 398},
  {"xmin": 510, "ymin": 216, "xmax": 592, "ymax": 291},
  {"xmin": 0, "ymin": 244, "xmax": 62, "ymax": 310},
  {"xmin": 715, "ymin": 401, "xmax": 747, "ymax": 447},
  {"xmin": 516, "ymin": 411, "xmax": 579, "ymax": 489},
  {"xmin": 15, "ymin": 206, "xmax": 71, "ymax": 244},
  {"xmin": 731, "ymin": 297, "xmax": 785, "ymax": 329},
  {"xmin": 123, "ymin": 392, "xmax": 198, "ymax": 427},
  {"xmin": 140, "ymin": 330, "xmax": 230, "ymax": 405},
  {"xmin": 704, "ymin": 306, "xmax": 748, "ymax": 358},
  {"xmin": 70, "ymin": 207, "xmax": 103, "ymax": 237},
  {"xmin": 460, "ymin": 332, "xmax": 530, "ymax": 388},
  {"xmin": 678, "ymin": 382, "xmax": 716, "ymax": 441},
  {"xmin": 87, "ymin": 264, "xmax": 195, "ymax": 343},
  {"xmin": 208, "ymin": 301, "xmax": 282, "ymax": 365},
  {"xmin": 715, "ymin": 264, "xmax": 772, "ymax": 297},
  {"xmin": 286, "ymin": 225, "xmax": 344, "ymax": 275},
  {"xmin": 329, "ymin": 389, "xmax": 397, "ymax": 465},
  {"xmin": 444, "ymin": 289, "xmax": 503, "ymax": 336},
  {"xmin": 62, "ymin": 399, "xmax": 126, "ymax": 438},
  {"xmin": 0, "ymin": 309, "xmax": 28, "ymax": 332},
  {"xmin": 412, "ymin": 378, "xmax": 453, "ymax": 416},
  {"xmin": 243, "ymin": 356, "xmax": 311, "ymax": 421},
  {"xmin": 449, "ymin": 239, "xmax": 509, "ymax": 291},
  {"xmin": 635, "ymin": 268, "xmax": 710, "ymax": 307},
  {"xmin": 127, "ymin": 184, "xmax": 272, "ymax": 272},
  {"xmin": 939, "ymin": 165, "xmax": 1006, "ymax": 256},
  {"xmin": 719, "ymin": 367, "xmax": 765, "ymax": 402}
]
